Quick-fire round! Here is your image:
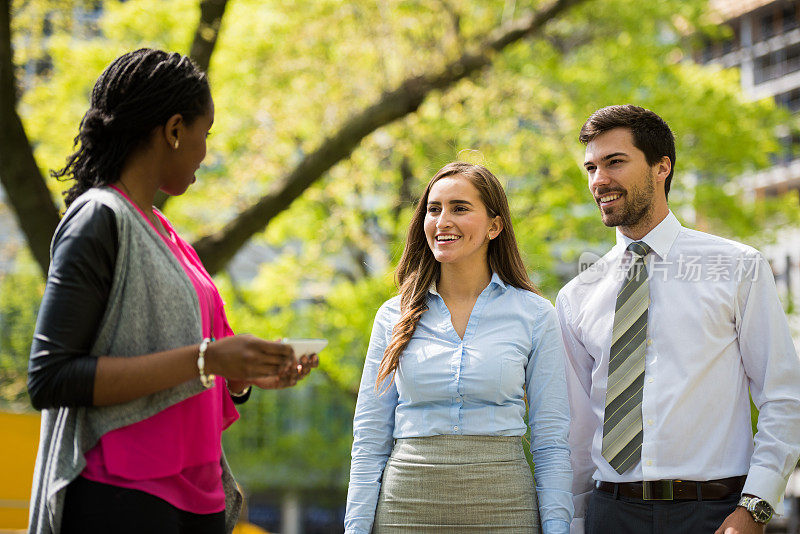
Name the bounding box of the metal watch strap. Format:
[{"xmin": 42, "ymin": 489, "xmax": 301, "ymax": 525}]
[{"xmin": 738, "ymin": 495, "xmax": 774, "ymax": 524}]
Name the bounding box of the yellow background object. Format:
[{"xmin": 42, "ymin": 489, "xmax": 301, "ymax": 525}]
[
  {"xmin": 0, "ymin": 411, "xmax": 40, "ymax": 530},
  {"xmin": 232, "ymin": 522, "xmax": 269, "ymax": 533}
]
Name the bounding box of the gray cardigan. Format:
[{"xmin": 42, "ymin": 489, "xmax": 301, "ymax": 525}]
[{"xmin": 28, "ymin": 187, "xmax": 242, "ymax": 533}]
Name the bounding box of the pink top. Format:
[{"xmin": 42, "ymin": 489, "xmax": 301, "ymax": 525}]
[{"xmin": 82, "ymin": 185, "xmax": 240, "ymax": 514}]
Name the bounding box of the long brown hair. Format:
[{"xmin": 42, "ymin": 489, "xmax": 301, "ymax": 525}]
[{"xmin": 375, "ymin": 162, "xmax": 538, "ymax": 392}]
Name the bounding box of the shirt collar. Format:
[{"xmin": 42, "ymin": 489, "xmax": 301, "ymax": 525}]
[
  {"xmin": 490, "ymin": 272, "xmax": 507, "ymax": 291},
  {"xmin": 614, "ymin": 210, "xmax": 681, "ymax": 260},
  {"xmin": 429, "ymin": 281, "xmax": 439, "ymax": 296},
  {"xmin": 429, "ymin": 271, "xmax": 507, "ymax": 295}
]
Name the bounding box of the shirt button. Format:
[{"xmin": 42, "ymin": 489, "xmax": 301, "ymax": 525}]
[
  {"xmin": 648, "ymin": 378, "xmax": 654, "ymax": 383},
  {"xmin": 647, "ymin": 419, "xmax": 654, "ymax": 425},
  {"xmin": 453, "ymin": 426, "xmax": 459, "ymax": 432},
  {"xmin": 646, "ymin": 339, "xmax": 653, "ymax": 346},
  {"xmin": 646, "ymin": 460, "xmax": 653, "ymax": 466}
]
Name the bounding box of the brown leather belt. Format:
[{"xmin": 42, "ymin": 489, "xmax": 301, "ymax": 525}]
[{"xmin": 596, "ymin": 475, "xmax": 746, "ymax": 501}]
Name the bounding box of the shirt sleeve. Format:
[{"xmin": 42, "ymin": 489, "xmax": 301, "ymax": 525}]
[
  {"xmin": 27, "ymin": 199, "xmax": 118, "ymax": 410},
  {"xmin": 526, "ymin": 302, "xmax": 574, "ymax": 534},
  {"xmin": 344, "ymin": 303, "xmax": 398, "ymax": 534},
  {"xmin": 556, "ymin": 290, "xmax": 595, "ymax": 533},
  {"xmin": 736, "ymin": 252, "xmax": 800, "ymax": 515}
]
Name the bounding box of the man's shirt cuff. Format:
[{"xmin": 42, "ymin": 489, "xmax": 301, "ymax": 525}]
[
  {"xmin": 543, "ymin": 518, "xmax": 571, "ymax": 534},
  {"xmin": 743, "ymin": 464, "xmax": 788, "ymax": 516}
]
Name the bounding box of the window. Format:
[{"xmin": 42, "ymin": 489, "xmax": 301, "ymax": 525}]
[
  {"xmin": 701, "ymin": 41, "xmax": 714, "ymax": 63},
  {"xmin": 722, "ymin": 38, "xmax": 734, "ymax": 55},
  {"xmin": 783, "ymin": 4, "xmax": 798, "ymax": 32},
  {"xmin": 775, "ymin": 89, "xmax": 800, "ymax": 112},
  {"xmin": 754, "ymin": 43, "xmax": 800, "ymax": 83},
  {"xmin": 789, "ymin": 132, "xmax": 800, "ymax": 162},
  {"xmin": 786, "ymin": 43, "xmax": 800, "ymax": 71},
  {"xmin": 754, "ymin": 51, "xmax": 778, "ymax": 83},
  {"xmin": 770, "ymin": 132, "xmax": 800, "ymax": 165},
  {"xmin": 761, "ymin": 11, "xmax": 776, "ymax": 40},
  {"xmin": 721, "ymin": 22, "xmax": 739, "ymax": 55}
]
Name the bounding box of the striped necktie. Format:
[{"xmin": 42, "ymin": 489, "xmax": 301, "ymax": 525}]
[{"xmin": 602, "ymin": 240, "xmax": 651, "ymax": 474}]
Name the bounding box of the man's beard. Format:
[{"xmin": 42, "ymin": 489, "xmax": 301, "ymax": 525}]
[{"xmin": 599, "ymin": 168, "xmax": 655, "ymax": 229}]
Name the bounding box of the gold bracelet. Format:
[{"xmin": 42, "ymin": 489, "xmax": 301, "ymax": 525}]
[
  {"xmin": 227, "ymin": 383, "xmax": 251, "ymax": 398},
  {"xmin": 197, "ymin": 338, "xmax": 216, "ymax": 388}
]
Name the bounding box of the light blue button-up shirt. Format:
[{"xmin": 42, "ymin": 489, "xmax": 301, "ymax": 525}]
[{"xmin": 345, "ymin": 273, "xmax": 573, "ymax": 534}]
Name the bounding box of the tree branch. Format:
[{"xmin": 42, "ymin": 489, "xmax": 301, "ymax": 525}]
[
  {"xmin": 153, "ymin": 0, "xmax": 230, "ymax": 212},
  {"xmin": 393, "ymin": 156, "xmax": 416, "ymax": 220},
  {"xmin": 193, "ymin": 0, "xmax": 590, "ymax": 274},
  {"xmin": 0, "ymin": 0, "xmax": 60, "ymax": 275},
  {"xmin": 189, "ymin": 0, "xmax": 228, "ymax": 73},
  {"xmin": 436, "ymin": 0, "xmax": 463, "ymax": 48}
]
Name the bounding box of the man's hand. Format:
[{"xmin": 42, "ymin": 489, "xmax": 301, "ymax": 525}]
[{"xmin": 714, "ymin": 507, "xmax": 766, "ymax": 534}]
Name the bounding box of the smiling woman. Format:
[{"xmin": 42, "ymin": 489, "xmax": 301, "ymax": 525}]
[
  {"xmin": 345, "ymin": 162, "xmax": 574, "ymax": 534},
  {"xmin": 423, "ymin": 174, "xmax": 502, "ymax": 271}
]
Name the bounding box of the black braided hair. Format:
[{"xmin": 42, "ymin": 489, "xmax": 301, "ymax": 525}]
[{"xmin": 52, "ymin": 48, "xmax": 211, "ymax": 207}]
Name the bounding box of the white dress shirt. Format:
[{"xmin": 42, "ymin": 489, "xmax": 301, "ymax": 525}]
[{"xmin": 556, "ymin": 211, "xmax": 800, "ymax": 532}]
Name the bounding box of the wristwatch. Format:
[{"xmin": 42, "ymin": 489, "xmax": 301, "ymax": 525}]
[{"xmin": 738, "ymin": 495, "xmax": 774, "ymax": 524}]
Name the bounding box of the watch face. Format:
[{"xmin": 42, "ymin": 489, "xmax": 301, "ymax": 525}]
[{"xmin": 748, "ymin": 499, "xmax": 774, "ymax": 523}]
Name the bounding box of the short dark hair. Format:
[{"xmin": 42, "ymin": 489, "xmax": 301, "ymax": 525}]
[
  {"xmin": 579, "ymin": 105, "xmax": 676, "ymax": 199},
  {"xmin": 53, "ymin": 48, "xmax": 211, "ymax": 207}
]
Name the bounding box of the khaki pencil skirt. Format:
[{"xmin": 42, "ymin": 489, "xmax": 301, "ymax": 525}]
[{"xmin": 373, "ymin": 435, "xmax": 541, "ymax": 533}]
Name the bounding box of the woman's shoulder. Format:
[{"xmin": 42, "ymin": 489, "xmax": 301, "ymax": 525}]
[
  {"xmin": 66, "ymin": 186, "xmax": 127, "ymax": 217},
  {"xmin": 376, "ymin": 295, "xmax": 402, "ymax": 321},
  {"xmin": 366, "ymin": 295, "xmax": 401, "ymax": 341},
  {"xmin": 49, "ymin": 192, "xmax": 120, "ymax": 284},
  {"xmin": 505, "ymin": 284, "xmax": 555, "ymax": 313},
  {"xmin": 55, "ymin": 192, "xmax": 120, "ymax": 248}
]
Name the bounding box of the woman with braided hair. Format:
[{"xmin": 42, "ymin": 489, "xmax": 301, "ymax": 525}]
[
  {"xmin": 27, "ymin": 48, "xmax": 317, "ymax": 534},
  {"xmin": 344, "ymin": 162, "xmax": 573, "ymax": 533}
]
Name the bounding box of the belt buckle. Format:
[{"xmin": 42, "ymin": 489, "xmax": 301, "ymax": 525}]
[{"xmin": 642, "ymin": 480, "xmax": 674, "ymax": 500}]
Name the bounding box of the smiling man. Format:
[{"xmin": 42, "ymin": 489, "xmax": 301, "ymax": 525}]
[{"xmin": 555, "ymin": 105, "xmax": 800, "ymax": 534}]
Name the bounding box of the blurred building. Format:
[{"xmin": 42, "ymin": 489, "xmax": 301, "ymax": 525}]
[
  {"xmin": 701, "ymin": 0, "xmax": 800, "ymax": 339},
  {"xmin": 698, "ymin": 7, "xmax": 800, "ymax": 530}
]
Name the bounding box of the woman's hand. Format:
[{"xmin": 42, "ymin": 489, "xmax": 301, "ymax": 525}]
[
  {"xmin": 250, "ymin": 353, "xmax": 319, "ymax": 390},
  {"xmin": 203, "ymin": 334, "xmax": 295, "ymax": 381},
  {"xmin": 92, "ymin": 335, "xmax": 298, "ymax": 406}
]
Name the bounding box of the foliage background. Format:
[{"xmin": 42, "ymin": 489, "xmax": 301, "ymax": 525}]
[{"xmin": 2, "ymin": 0, "xmax": 798, "ymax": 496}]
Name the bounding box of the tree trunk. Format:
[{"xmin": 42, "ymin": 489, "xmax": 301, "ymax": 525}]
[
  {"xmin": 155, "ymin": 0, "xmax": 230, "ymax": 212},
  {"xmin": 0, "ymin": 0, "xmax": 60, "ymax": 275},
  {"xmin": 189, "ymin": 0, "xmax": 229, "ymax": 73}
]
